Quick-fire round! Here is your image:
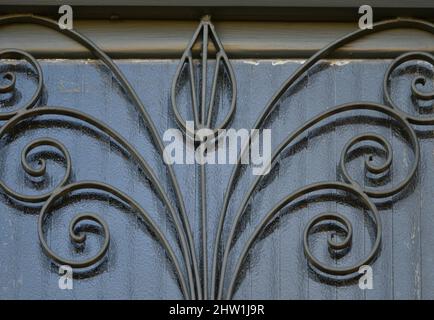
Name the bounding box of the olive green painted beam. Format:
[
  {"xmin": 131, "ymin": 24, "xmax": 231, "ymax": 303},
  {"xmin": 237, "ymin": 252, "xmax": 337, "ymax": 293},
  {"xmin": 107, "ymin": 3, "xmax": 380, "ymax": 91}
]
[
  {"xmin": 0, "ymin": 1, "xmax": 434, "ymax": 21},
  {"xmin": 0, "ymin": 19, "xmax": 433, "ymax": 59}
]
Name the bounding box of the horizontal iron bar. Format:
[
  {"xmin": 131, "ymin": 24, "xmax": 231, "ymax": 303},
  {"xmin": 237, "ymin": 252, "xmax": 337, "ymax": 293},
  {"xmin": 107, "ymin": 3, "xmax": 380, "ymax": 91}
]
[{"xmin": 0, "ymin": 19, "xmax": 433, "ymax": 59}]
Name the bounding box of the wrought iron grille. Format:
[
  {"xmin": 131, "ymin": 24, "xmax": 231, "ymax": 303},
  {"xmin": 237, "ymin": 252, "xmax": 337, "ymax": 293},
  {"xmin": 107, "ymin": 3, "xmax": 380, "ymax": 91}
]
[{"xmin": 0, "ymin": 14, "xmax": 434, "ymax": 299}]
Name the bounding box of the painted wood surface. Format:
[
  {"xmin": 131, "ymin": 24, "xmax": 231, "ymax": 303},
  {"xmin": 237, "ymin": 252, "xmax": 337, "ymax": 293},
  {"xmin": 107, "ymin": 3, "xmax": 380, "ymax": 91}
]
[{"xmin": 0, "ymin": 58, "xmax": 432, "ymax": 299}]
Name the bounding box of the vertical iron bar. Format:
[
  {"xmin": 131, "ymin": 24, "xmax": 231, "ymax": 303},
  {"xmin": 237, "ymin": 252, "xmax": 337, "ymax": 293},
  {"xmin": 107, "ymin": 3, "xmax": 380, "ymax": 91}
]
[
  {"xmin": 201, "ymin": 163, "xmax": 208, "ymax": 299},
  {"xmin": 188, "ymin": 53, "xmax": 200, "ymax": 126},
  {"xmin": 201, "ymin": 21, "xmax": 209, "ymax": 125},
  {"xmin": 206, "ymin": 53, "xmax": 221, "ymax": 128}
]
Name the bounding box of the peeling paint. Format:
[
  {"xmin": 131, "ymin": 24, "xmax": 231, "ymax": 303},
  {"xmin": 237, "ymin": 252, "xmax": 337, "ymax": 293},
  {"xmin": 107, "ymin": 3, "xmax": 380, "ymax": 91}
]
[
  {"xmin": 329, "ymin": 60, "xmax": 352, "ymax": 66},
  {"xmin": 242, "ymin": 60, "xmax": 260, "ymax": 66}
]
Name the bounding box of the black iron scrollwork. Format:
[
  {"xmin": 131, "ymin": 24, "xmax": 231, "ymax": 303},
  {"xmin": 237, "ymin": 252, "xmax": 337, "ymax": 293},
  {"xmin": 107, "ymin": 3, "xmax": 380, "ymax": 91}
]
[
  {"xmin": 0, "ymin": 14, "xmax": 433, "ymax": 300},
  {"xmin": 0, "ymin": 48, "xmax": 43, "ymax": 119},
  {"xmin": 211, "ymin": 19, "xmax": 434, "ymax": 299}
]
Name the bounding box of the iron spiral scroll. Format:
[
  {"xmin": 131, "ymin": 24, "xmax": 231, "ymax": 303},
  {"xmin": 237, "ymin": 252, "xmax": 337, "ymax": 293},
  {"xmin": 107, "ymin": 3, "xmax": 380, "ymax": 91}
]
[{"xmin": 0, "ymin": 14, "xmax": 433, "ymax": 299}]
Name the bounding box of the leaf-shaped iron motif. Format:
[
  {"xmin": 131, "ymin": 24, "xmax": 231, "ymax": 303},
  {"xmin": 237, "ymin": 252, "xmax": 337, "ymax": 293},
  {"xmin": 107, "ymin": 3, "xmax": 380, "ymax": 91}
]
[
  {"xmin": 171, "ymin": 15, "xmax": 237, "ymax": 141},
  {"xmin": 170, "ymin": 16, "xmax": 237, "ymax": 299}
]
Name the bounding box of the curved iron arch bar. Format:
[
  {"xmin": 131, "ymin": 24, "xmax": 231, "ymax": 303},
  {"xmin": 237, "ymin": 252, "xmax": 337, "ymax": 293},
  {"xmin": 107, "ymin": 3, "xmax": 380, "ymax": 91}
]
[
  {"xmin": 211, "ymin": 17, "xmax": 434, "ymax": 299},
  {"xmin": 38, "ymin": 180, "xmax": 190, "ymax": 299},
  {"xmin": 0, "ymin": 14, "xmax": 201, "ymax": 299},
  {"xmin": 217, "ymin": 101, "xmax": 420, "ymax": 299},
  {"xmin": 0, "ymin": 106, "xmax": 196, "ymax": 297}
]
